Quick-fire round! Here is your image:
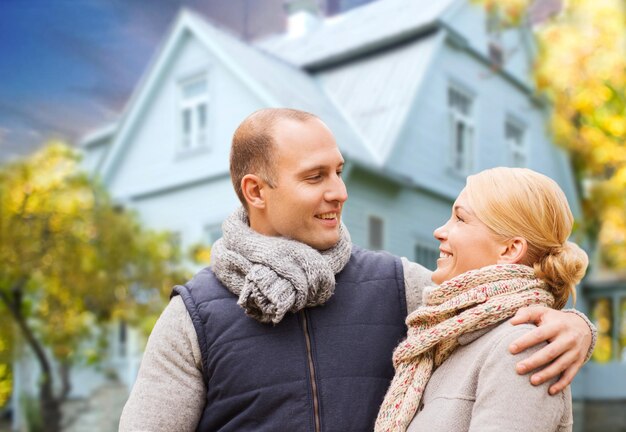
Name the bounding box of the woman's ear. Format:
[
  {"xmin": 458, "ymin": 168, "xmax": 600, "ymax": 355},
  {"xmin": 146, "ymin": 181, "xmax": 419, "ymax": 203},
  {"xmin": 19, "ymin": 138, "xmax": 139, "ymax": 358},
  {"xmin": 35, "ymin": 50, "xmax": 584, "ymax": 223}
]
[
  {"xmin": 241, "ymin": 174, "xmax": 266, "ymax": 210},
  {"xmin": 498, "ymin": 237, "xmax": 528, "ymax": 264}
]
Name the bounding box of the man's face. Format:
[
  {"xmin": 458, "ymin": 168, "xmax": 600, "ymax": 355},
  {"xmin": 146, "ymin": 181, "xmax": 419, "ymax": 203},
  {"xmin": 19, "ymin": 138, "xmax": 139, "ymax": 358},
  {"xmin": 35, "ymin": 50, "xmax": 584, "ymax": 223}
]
[{"xmin": 260, "ymin": 118, "xmax": 348, "ymax": 250}]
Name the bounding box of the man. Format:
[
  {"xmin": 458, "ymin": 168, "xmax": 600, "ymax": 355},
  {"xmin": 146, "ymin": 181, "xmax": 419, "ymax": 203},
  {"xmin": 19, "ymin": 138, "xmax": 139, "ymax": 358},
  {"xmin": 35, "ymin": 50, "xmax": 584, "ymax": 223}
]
[{"xmin": 120, "ymin": 108, "xmax": 595, "ymax": 431}]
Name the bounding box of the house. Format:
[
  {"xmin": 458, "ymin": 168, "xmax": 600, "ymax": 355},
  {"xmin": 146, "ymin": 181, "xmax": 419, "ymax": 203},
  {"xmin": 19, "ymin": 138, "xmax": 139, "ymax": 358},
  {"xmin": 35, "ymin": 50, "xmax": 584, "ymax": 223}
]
[
  {"xmin": 82, "ymin": 0, "xmax": 580, "ymax": 263},
  {"xmin": 14, "ymin": 0, "xmax": 604, "ymax": 430}
]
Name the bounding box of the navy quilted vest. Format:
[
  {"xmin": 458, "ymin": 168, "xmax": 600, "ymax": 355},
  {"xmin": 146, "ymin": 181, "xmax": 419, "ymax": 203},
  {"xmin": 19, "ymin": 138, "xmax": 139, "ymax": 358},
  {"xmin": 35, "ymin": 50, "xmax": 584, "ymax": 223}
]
[{"xmin": 172, "ymin": 246, "xmax": 407, "ymax": 432}]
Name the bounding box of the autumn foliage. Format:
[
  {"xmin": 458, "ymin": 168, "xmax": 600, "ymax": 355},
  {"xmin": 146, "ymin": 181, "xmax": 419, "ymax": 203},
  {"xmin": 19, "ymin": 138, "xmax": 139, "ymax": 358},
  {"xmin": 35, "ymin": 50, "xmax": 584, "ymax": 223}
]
[
  {"xmin": 478, "ymin": 0, "xmax": 626, "ymax": 268},
  {"xmin": 0, "ymin": 142, "xmax": 186, "ymax": 431}
]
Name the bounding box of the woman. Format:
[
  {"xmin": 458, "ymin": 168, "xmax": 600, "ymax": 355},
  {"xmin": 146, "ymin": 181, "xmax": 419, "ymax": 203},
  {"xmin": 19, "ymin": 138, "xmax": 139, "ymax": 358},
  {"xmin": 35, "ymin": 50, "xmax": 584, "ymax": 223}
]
[{"xmin": 375, "ymin": 167, "xmax": 588, "ymax": 432}]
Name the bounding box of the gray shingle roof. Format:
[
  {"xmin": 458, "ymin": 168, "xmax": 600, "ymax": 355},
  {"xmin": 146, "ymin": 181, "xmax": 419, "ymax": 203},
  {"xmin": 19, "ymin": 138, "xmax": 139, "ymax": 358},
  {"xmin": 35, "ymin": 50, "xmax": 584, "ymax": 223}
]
[{"xmin": 257, "ymin": 0, "xmax": 458, "ymax": 67}]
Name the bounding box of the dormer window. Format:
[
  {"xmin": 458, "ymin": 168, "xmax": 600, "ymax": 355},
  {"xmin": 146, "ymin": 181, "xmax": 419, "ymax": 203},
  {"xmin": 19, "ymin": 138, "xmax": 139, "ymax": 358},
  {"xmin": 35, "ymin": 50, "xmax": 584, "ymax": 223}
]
[
  {"xmin": 179, "ymin": 74, "xmax": 209, "ymax": 151},
  {"xmin": 488, "ymin": 40, "xmax": 504, "ymax": 68},
  {"xmin": 486, "ymin": 7, "xmax": 505, "ymax": 68},
  {"xmin": 448, "ymin": 85, "xmax": 474, "ymax": 175}
]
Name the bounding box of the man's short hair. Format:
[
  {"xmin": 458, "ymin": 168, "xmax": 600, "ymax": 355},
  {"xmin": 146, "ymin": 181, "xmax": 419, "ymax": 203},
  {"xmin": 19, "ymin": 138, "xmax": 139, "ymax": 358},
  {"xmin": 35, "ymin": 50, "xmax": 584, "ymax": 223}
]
[{"xmin": 230, "ymin": 108, "xmax": 318, "ymax": 207}]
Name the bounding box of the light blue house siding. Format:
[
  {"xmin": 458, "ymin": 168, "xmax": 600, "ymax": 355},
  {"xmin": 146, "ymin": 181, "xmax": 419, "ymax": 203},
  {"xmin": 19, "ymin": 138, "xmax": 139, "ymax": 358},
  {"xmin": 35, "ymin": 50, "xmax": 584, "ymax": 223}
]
[{"xmin": 342, "ymin": 170, "xmax": 449, "ymax": 259}]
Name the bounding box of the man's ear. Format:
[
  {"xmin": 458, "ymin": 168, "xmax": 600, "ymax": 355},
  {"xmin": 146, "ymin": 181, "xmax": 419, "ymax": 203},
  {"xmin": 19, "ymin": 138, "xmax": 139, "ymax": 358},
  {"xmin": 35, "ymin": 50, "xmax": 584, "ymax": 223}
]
[
  {"xmin": 241, "ymin": 174, "xmax": 267, "ymax": 209},
  {"xmin": 498, "ymin": 237, "xmax": 528, "ymax": 264}
]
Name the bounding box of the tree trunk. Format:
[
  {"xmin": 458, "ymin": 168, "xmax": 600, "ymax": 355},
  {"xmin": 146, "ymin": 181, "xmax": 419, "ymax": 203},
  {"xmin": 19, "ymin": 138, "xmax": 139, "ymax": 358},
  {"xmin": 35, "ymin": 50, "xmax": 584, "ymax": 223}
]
[
  {"xmin": 40, "ymin": 375, "xmax": 62, "ymax": 432},
  {"xmin": 0, "ymin": 285, "xmax": 62, "ymax": 432},
  {"xmin": 59, "ymin": 361, "xmax": 72, "ymax": 401}
]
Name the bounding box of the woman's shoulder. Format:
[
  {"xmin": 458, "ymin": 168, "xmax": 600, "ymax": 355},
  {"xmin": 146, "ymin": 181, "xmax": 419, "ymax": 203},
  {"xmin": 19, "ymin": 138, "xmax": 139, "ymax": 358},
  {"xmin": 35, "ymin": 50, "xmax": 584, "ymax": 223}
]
[{"xmin": 484, "ymin": 319, "xmax": 543, "ymax": 349}]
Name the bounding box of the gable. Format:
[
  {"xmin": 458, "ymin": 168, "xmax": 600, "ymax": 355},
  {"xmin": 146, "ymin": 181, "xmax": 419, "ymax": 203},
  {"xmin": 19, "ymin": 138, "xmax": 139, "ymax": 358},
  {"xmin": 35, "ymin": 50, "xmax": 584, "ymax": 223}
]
[
  {"xmin": 96, "ymin": 9, "xmax": 378, "ymax": 200},
  {"xmin": 105, "ymin": 30, "xmax": 268, "ymax": 200},
  {"xmin": 441, "ymin": 0, "xmax": 537, "ymax": 89}
]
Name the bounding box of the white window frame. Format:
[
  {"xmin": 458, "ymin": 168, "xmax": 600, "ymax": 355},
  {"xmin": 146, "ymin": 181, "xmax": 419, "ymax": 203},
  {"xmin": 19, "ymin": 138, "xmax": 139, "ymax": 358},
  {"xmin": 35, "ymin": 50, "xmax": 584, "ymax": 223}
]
[
  {"xmin": 178, "ymin": 73, "xmax": 210, "ymax": 152},
  {"xmin": 505, "ymin": 116, "xmax": 527, "ymax": 167},
  {"xmin": 447, "ymin": 85, "xmax": 475, "ymax": 175}
]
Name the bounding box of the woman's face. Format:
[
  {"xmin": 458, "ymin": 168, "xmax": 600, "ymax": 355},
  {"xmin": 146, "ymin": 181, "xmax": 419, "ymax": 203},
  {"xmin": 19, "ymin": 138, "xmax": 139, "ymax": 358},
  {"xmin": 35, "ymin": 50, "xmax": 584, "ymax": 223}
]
[{"xmin": 431, "ymin": 189, "xmax": 507, "ymax": 285}]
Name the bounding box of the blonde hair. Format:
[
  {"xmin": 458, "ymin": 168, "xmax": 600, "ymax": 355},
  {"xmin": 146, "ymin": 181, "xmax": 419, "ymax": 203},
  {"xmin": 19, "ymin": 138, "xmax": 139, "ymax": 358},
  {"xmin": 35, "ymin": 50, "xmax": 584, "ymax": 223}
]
[{"xmin": 465, "ymin": 167, "xmax": 588, "ymax": 309}]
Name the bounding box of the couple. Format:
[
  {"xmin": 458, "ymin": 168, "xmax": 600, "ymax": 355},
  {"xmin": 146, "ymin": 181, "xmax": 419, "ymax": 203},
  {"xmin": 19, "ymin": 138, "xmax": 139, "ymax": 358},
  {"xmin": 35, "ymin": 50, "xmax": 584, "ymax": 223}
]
[{"xmin": 120, "ymin": 108, "xmax": 594, "ymax": 431}]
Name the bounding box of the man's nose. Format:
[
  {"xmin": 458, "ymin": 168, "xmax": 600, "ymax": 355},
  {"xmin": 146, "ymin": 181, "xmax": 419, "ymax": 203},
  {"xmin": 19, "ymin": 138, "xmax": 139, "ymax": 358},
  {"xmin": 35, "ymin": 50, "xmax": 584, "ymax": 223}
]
[{"xmin": 325, "ymin": 176, "xmax": 348, "ymax": 203}]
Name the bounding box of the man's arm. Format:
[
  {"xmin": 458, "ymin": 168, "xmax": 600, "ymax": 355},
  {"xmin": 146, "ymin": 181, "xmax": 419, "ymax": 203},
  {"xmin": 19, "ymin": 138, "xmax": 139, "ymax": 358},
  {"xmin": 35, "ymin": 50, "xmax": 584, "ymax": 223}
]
[
  {"xmin": 401, "ymin": 258, "xmax": 433, "ymax": 313},
  {"xmin": 509, "ymin": 306, "xmax": 596, "ymax": 394},
  {"xmin": 469, "ymin": 323, "xmax": 572, "ymax": 432},
  {"xmin": 119, "ymin": 296, "xmax": 206, "ymax": 432},
  {"xmin": 402, "ymin": 259, "xmax": 596, "ymax": 393}
]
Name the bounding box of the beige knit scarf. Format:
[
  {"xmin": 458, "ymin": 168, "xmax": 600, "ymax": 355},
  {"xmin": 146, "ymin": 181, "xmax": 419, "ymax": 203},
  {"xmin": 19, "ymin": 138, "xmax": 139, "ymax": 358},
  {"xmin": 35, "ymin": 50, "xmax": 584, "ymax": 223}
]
[{"xmin": 374, "ymin": 264, "xmax": 555, "ymax": 432}]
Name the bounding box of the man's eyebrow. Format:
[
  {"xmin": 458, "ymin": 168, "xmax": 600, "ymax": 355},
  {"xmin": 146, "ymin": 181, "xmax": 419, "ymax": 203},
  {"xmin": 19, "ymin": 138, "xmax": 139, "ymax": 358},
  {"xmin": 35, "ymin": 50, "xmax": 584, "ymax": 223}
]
[
  {"xmin": 453, "ymin": 205, "xmax": 471, "ymax": 214},
  {"xmin": 299, "ymin": 162, "xmax": 344, "ymax": 173}
]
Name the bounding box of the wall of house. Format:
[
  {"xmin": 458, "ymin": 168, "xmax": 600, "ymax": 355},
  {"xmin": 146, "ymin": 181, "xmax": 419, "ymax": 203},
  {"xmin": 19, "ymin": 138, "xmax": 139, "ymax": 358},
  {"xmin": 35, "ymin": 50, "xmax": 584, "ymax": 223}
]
[
  {"xmin": 129, "ymin": 175, "xmax": 239, "ymax": 250},
  {"xmin": 106, "ymin": 31, "xmax": 265, "ymax": 203},
  {"xmin": 441, "ymin": 1, "xmax": 535, "ymax": 89},
  {"xmin": 388, "ymin": 37, "xmax": 580, "ymax": 216},
  {"xmin": 343, "ymin": 169, "xmax": 450, "ymax": 261}
]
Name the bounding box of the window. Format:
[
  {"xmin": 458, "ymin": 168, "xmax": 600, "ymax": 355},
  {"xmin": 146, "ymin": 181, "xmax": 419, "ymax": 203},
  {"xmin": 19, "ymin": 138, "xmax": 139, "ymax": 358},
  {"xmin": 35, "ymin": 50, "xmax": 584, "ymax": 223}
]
[
  {"xmin": 448, "ymin": 86, "xmax": 474, "ymax": 174},
  {"xmin": 179, "ymin": 75, "xmax": 209, "ymax": 151},
  {"xmin": 414, "ymin": 243, "xmax": 439, "ymax": 271},
  {"xmin": 488, "ymin": 40, "xmax": 504, "ymax": 67},
  {"xmin": 506, "ymin": 119, "xmax": 526, "ymax": 167},
  {"xmin": 118, "ymin": 320, "xmax": 127, "ymax": 357},
  {"xmin": 591, "ymin": 298, "xmax": 613, "ymax": 363},
  {"xmin": 368, "ymin": 215, "xmax": 384, "ymax": 250},
  {"xmin": 619, "ymin": 297, "xmax": 626, "ymax": 362},
  {"xmin": 485, "ymin": 10, "xmax": 504, "ymax": 68}
]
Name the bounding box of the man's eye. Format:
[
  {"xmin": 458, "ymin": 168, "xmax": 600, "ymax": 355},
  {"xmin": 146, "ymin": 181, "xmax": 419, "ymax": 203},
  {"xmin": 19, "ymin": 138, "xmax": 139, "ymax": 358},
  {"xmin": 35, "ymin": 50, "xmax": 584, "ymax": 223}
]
[
  {"xmin": 307, "ymin": 175, "xmax": 322, "ymax": 181},
  {"xmin": 336, "ymin": 170, "xmax": 343, "ymax": 177}
]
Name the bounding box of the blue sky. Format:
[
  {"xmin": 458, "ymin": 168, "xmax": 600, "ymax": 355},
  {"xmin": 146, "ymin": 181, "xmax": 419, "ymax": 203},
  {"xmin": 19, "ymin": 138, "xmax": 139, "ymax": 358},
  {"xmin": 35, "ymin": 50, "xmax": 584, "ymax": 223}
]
[{"xmin": 0, "ymin": 0, "xmax": 288, "ymax": 160}]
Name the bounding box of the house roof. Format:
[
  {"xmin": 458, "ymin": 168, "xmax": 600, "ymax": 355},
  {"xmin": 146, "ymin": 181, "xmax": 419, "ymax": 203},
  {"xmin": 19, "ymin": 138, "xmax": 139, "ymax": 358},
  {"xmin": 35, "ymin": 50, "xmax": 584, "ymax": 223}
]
[
  {"xmin": 257, "ymin": 0, "xmax": 458, "ymax": 68},
  {"xmin": 318, "ymin": 32, "xmax": 442, "ymax": 163}
]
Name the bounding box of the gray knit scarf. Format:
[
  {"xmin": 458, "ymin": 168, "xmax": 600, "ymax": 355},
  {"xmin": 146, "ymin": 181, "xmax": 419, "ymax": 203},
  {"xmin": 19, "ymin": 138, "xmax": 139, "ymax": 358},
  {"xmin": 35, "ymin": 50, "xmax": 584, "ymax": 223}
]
[{"xmin": 211, "ymin": 207, "xmax": 353, "ymax": 324}]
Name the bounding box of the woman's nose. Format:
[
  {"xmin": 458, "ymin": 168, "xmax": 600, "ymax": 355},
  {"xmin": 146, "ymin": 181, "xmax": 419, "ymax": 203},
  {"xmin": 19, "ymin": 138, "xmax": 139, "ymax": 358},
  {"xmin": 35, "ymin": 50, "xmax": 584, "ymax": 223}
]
[{"xmin": 433, "ymin": 224, "xmax": 447, "ymax": 241}]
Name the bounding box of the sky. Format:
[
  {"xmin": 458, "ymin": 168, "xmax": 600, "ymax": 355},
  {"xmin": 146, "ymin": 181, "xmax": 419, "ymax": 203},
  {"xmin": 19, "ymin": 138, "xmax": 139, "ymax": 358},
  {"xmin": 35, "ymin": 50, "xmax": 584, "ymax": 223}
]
[{"xmin": 0, "ymin": 0, "xmax": 299, "ymax": 161}]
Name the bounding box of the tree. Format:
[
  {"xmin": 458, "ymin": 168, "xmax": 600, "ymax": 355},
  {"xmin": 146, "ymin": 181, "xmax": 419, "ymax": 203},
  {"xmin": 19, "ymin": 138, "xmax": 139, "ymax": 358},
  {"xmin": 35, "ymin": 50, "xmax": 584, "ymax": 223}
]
[
  {"xmin": 0, "ymin": 323, "xmax": 13, "ymax": 410},
  {"xmin": 476, "ymin": 0, "xmax": 626, "ymax": 268},
  {"xmin": 0, "ymin": 142, "xmax": 186, "ymax": 432}
]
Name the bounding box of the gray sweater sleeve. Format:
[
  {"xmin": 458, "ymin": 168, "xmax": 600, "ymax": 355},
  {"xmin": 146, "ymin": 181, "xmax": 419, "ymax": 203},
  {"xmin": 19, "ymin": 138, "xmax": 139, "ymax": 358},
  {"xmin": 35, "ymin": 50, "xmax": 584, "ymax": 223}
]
[
  {"xmin": 401, "ymin": 257, "xmax": 433, "ymax": 314},
  {"xmin": 119, "ymin": 296, "xmax": 205, "ymax": 432}
]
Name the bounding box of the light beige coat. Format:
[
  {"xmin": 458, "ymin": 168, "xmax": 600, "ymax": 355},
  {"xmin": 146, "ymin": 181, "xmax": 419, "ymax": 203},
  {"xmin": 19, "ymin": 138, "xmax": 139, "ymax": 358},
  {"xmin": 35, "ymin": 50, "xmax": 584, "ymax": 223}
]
[{"xmin": 407, "ymin": 319, "xmax": 573, "ymax": 432}]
